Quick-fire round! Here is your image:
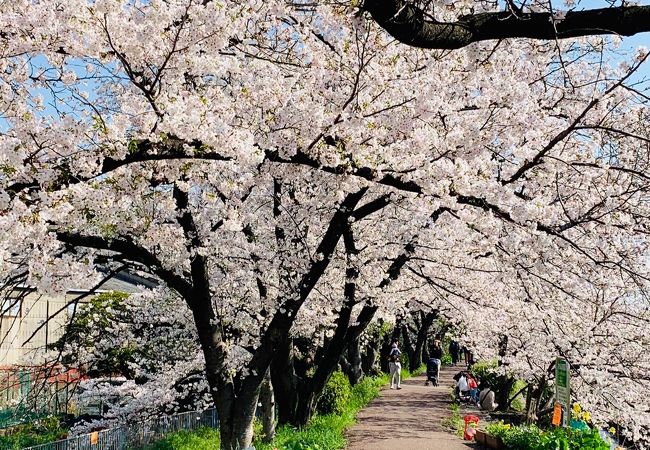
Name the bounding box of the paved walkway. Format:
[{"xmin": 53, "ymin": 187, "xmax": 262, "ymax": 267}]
[{"xmin": 347, "ymin": 365, "xmax": 475, "ymax": 450}]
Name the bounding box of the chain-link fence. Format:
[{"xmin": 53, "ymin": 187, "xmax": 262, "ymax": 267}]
[
  {"xmin": 21, "ymin": 408, "xmax": 219, "ymax": 450},
  {"xmin": 0, "ymin": 368, "xmax": 76, "ymax": 429}
]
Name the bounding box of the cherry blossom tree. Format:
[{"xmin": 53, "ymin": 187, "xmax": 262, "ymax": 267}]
[
  {"xmin": 2, "ymin": 1, "xmax": 650, "ymax": 449},
  {"xmin": 49, "ymin": 289, "xmax": 212, "ymax": 425}
]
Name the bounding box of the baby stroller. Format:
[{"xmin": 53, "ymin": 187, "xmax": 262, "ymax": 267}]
[{"xmin": 425, "ymin": 358, "xmax": 440, "ymax": 386}]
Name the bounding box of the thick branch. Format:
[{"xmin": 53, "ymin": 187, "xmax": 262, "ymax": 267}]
[
  {"xmin": 265, "ymin": 150, "xmax": 422, "ymax": 194},
  {"xmin": 56, "ymin": 232, "xmax": 192, "ymax": 297},
  {"xmin": 5, "ymin": 137, "xmax": 230, "ymax": 201},
  {"xmin": 364, "ymin": 0, "xmax": 650, "ymax": 49},
  {"xmin": 378, "ymin": 206, "xmax": 451, "ymax": 289},
  {"xmin": 172, "ymin": 184, "xmax": 212, "ymax": 306}
]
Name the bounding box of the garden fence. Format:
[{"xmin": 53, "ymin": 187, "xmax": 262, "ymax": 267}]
[
  {"xmin": 20, "ymin": 408, "xmax": 219, "ymax": 450},
  {"xmin": 1, "ymin": 368, "xmax": 79, "ymax": 429}
]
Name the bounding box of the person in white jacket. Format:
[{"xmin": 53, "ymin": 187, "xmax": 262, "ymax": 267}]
[{"xmin": 389, "ymin": 342, "xmax": 402, "ymax": 389}]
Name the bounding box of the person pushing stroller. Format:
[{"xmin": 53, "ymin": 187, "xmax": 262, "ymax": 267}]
[{"xmin": 425, "ymin": 339, "xmax": 443, "ymax": 386}]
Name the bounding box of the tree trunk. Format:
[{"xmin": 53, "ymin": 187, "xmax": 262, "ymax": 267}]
[
  {"xmin": 495, "ymin": 375, "xmax": 516, "ymax": 412},
  {"xmin": 401, "ymin": 324, "xmax": 414, "ymax": 368},
  {"xmin": 410, "ymin": 312, "xmax": 436, "ymax": 372},
  {"xmin": 346, "ymin": 339, "xmax": 364, "ymax": 385},
  {"xmin": 188, "ymin": 292, "xmax": 261, "ymax": 450},
  {"xmin": 270, "ymin": 337, "xmax": 298, "ymax": 426},
  {"xmin": 293, "ymin": 385, "xmax": 319, "ymax": 428},
  {"xmin": 259, "ymin": 370, "xmax": 275, "ymax": 443},
  {"xmin": 530, "ymin": 376, "xmax": 547, "ymax": 423},
  {"xmin": 361, "ymin": 337, "xmax": 380, "ymax": 376},
  {"xmin": 525, "ymin": 384, "xmax": 537, "ymax": 424},
  {"xmin": 193, "ymin": 323, "xmax": 259, "ymax": 450},
  {"xmin": 219, "ymin": 399, "xmax": 258, "ymax": 450}
]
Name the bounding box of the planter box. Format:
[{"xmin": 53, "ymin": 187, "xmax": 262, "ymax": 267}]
[
  {"xmin": 485, "ymin": 434, "xmax": 505, "ymax": 449},
  {"xmin": 474, "ymin": 430, "xmax": 487, "ymax": 445}
]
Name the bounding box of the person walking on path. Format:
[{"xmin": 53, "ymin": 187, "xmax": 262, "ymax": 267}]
[
  {"xmin": 449, "ymin": 340, "xmax": 460, "ymax": 365},
  {"xmin": 426, "ymin": 339, "xmax": 443, "ymax": 385},
  {"xmin": 389, "ymin": 342, "xmax": 402, "ymax": 390},
  {"xmin": 463, "ymin": 347, "xmax": 473, "ymax": 367}
]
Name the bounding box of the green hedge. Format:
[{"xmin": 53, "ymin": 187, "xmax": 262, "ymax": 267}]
[{"xmin": 141, "ymin": 427, "xmax": 221, "ymax": 450}]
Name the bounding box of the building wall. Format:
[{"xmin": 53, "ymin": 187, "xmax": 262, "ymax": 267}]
[
  {"xmin": 0, "ymin": 271, "xmax": 153, "ymax": 368},
  {"xmin": 0, "ymin": 290, "xmax": 77, "ymax": 367}
]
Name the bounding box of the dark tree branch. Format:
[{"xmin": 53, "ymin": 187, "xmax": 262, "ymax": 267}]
[
  {"xmin": 363, "ymin": 0, "xmax": 650, "ymax": 49},
  {"xmin": 172, "ymin": 184, "xmax": 212, "ymax": 306},
  {"xmin": 379, "ymin": 206, "xmax": 451, "ymax": 289},
  {"xmin": 5, "ymin": 137, "xmax": 230, "ymax": 202},
  {"xmin": 264, "ymin": 149, "xmax": 422, "ymax": 194},
  {"xmin": 56, "ymin": 232, "xmax": 192, "ymax": 297},
  {"xmin": 246, "ymin": 186, "xmax": 393, "ymax": 393}
]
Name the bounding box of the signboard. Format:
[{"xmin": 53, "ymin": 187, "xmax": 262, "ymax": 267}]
[{"xmin": 555, "ymin": 357, "xmax": 571, "ymax": 426}]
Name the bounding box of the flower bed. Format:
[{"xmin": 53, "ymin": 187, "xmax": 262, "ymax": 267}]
[{"xmin": 482, "ymin": 421, "xmax": 610, "ymax": 450}]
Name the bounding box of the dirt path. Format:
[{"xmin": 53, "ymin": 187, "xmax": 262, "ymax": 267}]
[{"xmin": 346, "ymin": 365, "xmax": 475, "ymax": 450}]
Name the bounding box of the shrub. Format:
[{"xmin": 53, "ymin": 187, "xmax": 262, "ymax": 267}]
[
  {"xmin": 348, "ymin": 375, "xmax": 382, "ymax": 409},
  {"xmin": 317, "ymin": 372, "xmax": 351, "ymax": 416},
  {"xmin": 471, "ymin": 360, "xmax": 498, "ymax": 381},
  {"xmin": 485, "ymin": 421, "xmax": 610, "ymax": 450},
  {"xmin": 509, "ymin": 380, "xmax": 527, "ymax": 411},
  {"xmin": 0, "ymin": 416, "xmax": 68, "ymax": 450}
]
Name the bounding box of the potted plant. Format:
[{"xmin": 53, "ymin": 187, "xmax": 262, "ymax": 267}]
[
  {"xmin": 474, "ymin": 429, "xmax": 487, "ymax": 445},
  {"xmin": 485, "ymin": 433, "xmax": 505, "ymax": 449},
  {"xmin": 484, "ymin": 421, "xmax": 510, "ymax": 449}
]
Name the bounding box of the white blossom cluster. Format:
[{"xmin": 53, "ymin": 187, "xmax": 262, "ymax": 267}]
[{"xmin": 1, "ymin": 0, "xmax": 650, "ymax": 445}]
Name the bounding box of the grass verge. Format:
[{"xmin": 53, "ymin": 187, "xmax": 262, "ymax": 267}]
[
  {"xmin": 255, "ymin": 373, "xmax": 389, "ymax": 450},
  {"xmin": 441, "ymin": 401, "xmax": 464, "ymax": 438}
]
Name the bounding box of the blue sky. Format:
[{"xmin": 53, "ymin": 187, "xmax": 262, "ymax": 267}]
[{"xmin": 575, "ymin": 0, "xmax": 650, "ymax": 80}]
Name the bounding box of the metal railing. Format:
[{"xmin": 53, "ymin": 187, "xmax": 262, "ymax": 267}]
[{"xmin": 21, "ymin": 408, "xmax": 219, "ymax": 450}]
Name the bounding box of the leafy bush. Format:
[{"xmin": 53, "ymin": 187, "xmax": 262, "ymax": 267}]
[
  {"xmin": 317, "ymin": 372, "xmax": 352, "ymax": 416},
  {"xmin": 470, "ymin": 360, "xmax": 498, "ymax": 382},
  {"xmin": 485, "ymin": 421, "xmax": 610, "ymax": 450},
  {"xmin": 0, "ymin": 416, "xmax": 68, "ymax": 450},
  {"xmin": 509, "ymin": 380, "xmax": 527, "ymax": 411},
  {"xmin": 441, "ymin": 354, "xmax": 452, "ymax": 366}
]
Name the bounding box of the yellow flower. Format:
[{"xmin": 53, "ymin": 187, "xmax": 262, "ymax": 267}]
[
  {"xmin": 582, "ymin": 412, "xmax": 591, "ymax": 422},
  {"xmin": 609, "ymin": 427, "xmax": 616, "ymax": 435},
  {"xmin": 572, "ymin": 403, "xmax": 582, "ymax": 415}
]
